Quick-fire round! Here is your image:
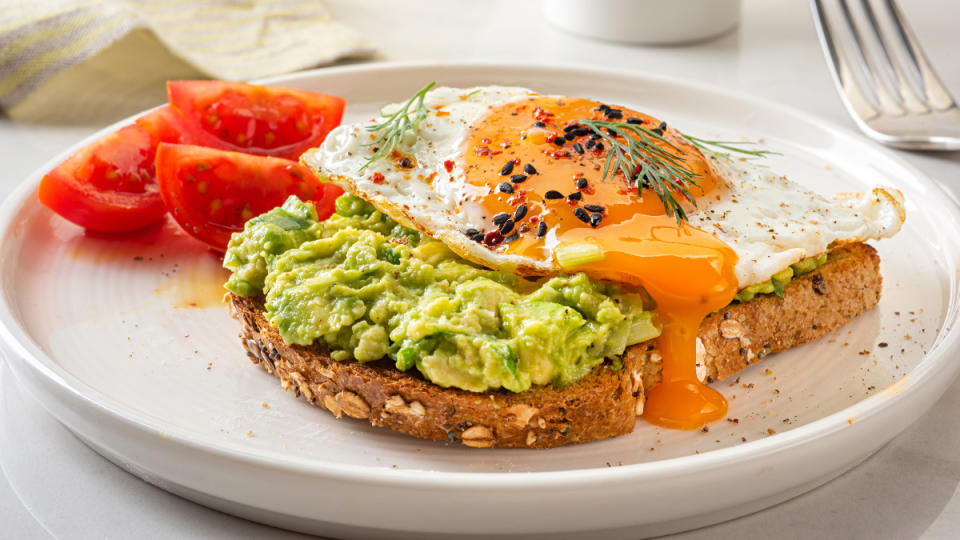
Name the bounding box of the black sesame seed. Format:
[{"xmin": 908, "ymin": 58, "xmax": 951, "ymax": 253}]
[
  {"xmin": 573, "ymin": 208, "xmax": 590, "ymax": 223},
  {"xmin": 499, "ymin": 219, "xmax": 514, "ymax": 235},
  {"xmin": 568, "ymin": 192, "xmax": 582, "ymax": 201},
  {"xmin": 503, "ymin": 233, "xmax": 519, "ymax": 243},
  {"xmin": 497, "ymin": 182, "xmax": 514, "ymax": 194},
  {"xmin": 590, "ymin": 133, "xmax": 602, "ymax": 140},
  {"xmin": 573, "ymin": 142, "xmax": 584, "ymax": 154},
  {"xmin": 585, "ymin": 140, "xmax": 595, "ymax": 150},
  {"xmin": 584, "ymin": 204, "xmax": 604, "ymax": 213},
  {"xmin": 513, "ymin": 204, "xmax": 527, "ymax": 221},
  {"xmin": 651, "ymin": 128, "xmax": 664, "ymax": 136},
  {"xmin": 564, "ymin": 132, "xmax": 577, "ymax": 141},
  {"xmin": 510, "ymin": 174, "xmax": 528, "ymax": 183},
  {"xmin": 492, "ymin": 212, "xmax": 510, "ymax": 226},
  {"xmin": 606, "ymin": 128, "xmax": 619, "ymax": 137},
  {"xmin": 471, "ymin": 232, "xmax": 484, "ymax": 243},
  {"xmin": 523, "ymin": 163, "xmax": 538, "ymax": 175},
  {"xmin": 544, "ymin": 190, "xmax": 564, "ymax": 199},
  {"xmin": 537, "ymin": 221, "xmax": 547, "ymax": 237},
  {"xmin": 596, "ymin": 104, "xmax": 610, "ymax": 112},
  {"xmin": 552, "ymin": 138, "xmax": 565, "ymax": 147},
  {"xmin": 533, "ymin": 121, "xmax": 546, "ymax": 128},
  {"xmin": 589, "ymin": 212, "xmax": 602, "ymax": 228},
  {"xmin": 626, "ymin": 118, "xmax": 644, "ymax": 125},
  {"xmin": 595, "ymin": 142, "xmax": 604, "ymax": 151},
  {"xmin": 576, "ymin": 177, "xmax": 588, "ymax": 189},
  {"xmin": 573, "ymin": 128, "xmax": 591, "ymax": 137},
  {"xmin": 499, "ymin": 161, "xmax": 514, "ymax": 176},
  {"xmin": 465, "ymin": 228, "xmax": 479, "ymax": 237},
  {"xmin": 398, "ymin": 157, "xmax": 412, "ymax": 168},
  {"xmin": 605, "ymin": 109, "xmax": 623, "ymax": 119},
  {"xmin": 658, "ymin": 121, "xmax": 667, "ymax": 131},
  {"xmin": 563, "ymin": 124, "xmax": 580, "ymax": 133}
]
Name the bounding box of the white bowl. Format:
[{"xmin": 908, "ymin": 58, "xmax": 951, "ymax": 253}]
[{"xmin": 542, "ymin": 0, "xmax": 742, "ymax": 45}]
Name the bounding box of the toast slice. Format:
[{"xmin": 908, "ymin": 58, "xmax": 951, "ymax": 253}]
[{"xmin": 229, "ymin": 242, "xmax": 881, "ymax": 449}]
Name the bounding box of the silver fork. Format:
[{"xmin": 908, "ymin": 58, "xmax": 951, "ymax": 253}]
[{"xmin": 811, "ymin": 0, "xmax": 960, "ymax": 150}]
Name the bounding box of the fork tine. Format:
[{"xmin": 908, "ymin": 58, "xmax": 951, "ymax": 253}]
[
  {"xmin": 811, "ymin": 0, "xmax": 879, "ymax": 121},
  {"xmin": 880, "ymin": 0, "xmax": 957, "ymax": 111},
  {"xmin": 857, "ymin": 0, "xmax": 929, "ymax": 113},
  {"xmin": 836, "ymin": 0, "xmax": 905, "ymax": 116}
]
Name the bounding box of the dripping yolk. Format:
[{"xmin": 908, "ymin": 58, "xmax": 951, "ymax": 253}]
[{"xmin": 460, "ymin": 96, "xmax": 738, "ymax": 430}]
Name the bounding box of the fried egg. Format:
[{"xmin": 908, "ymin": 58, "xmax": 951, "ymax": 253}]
[{"xmin": 302, "ymin": 85, "xmax": 904, "ymax": 429}]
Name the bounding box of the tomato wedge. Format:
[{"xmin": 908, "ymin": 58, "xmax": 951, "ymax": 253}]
[
  {"xmin": 167, "ymin": 81, "xmax": 345, "ymax": 160},
  {"xmin": 38, "ymin": 107, "xmax": 182, "ymax": 232},
  {"xmin": 156, "ymin": 143, "xmax": 343, "ymax": 250}
]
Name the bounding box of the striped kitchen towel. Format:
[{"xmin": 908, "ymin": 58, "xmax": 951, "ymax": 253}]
[{"xmin": 0, "ymin": 0, "xmax": 374, "ymax": 123}]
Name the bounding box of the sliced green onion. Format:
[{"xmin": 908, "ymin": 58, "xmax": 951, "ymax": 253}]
[{"xmin": 554, "ymin": 241, "xmax": 605, "ymax": 270}]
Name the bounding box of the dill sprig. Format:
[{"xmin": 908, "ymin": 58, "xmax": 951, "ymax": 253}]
[
  {"xmin": 360, "ymin": 81, "xmax": 436, "ymax": 172},
  {"xmin": 580, "ymin": 120, "xmax": 701, "ymax": 223},
  {"xmin": 580, "ymin": 121, "xmax": 774, "ymax": 223},
  {"xmin": 682, "ymin": 134, "xmax": 778, "ymax": 159}
]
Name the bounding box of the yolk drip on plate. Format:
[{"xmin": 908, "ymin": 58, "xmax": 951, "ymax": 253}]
[{"xmin": 460, "ymin": 96, "xmax": 738, "ymax": 430}]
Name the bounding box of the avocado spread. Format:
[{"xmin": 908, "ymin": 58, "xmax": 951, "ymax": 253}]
[
  {"xmin": 224, "ymin": 195, "xmax": 660, "ymax": 393},
  {"xmin": 733, "ymin": 253, "xmax": 828, "ymax": 303}
]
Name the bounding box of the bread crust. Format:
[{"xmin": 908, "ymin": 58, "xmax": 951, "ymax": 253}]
[{"xmin": 229, "ymin": 243, "xmax": 882, "ymax": 449}]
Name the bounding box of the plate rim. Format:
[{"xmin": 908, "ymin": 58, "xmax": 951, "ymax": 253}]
[{"xmin": 2, "ymin": 59, "xmax": 959, "ymax": 490}]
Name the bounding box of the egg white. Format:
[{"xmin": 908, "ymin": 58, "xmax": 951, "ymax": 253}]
[{"xmin": 302, "ymin": 86, "xmax": 905, "ymax": 289}]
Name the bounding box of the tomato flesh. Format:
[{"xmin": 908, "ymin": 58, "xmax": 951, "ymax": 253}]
[
  {"xmin": 39, "ymin": 81, "xmax": 345, "ymax": 235},
  {"xmin": 167, "ymin": 81, "xmax": 345, "ymax": 160},
  {"xmin": 38, "ymin": 107, "xmax": 182, "ymax": 232},
  {"xmin": 156, "ymin": 143, "xmax": 343, "ymax": 250}
]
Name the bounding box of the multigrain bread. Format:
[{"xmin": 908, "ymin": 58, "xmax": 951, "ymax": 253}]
[{"xmin": 229, "ymin": 242, "xmax": 882, "ymax": 449}]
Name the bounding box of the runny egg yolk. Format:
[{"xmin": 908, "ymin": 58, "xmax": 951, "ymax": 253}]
[{"xmin": 461, "ymin": 96, "xmax": 738, "ymax": 430}]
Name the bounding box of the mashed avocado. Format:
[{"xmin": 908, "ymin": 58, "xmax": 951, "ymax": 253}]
[
  {"xmin": 224, "ymin": 195, "xmax": 660, "ymax": 393},
  {"xmin": 733, "ymin": 253, "xmax": 828, "ymax": 303}
]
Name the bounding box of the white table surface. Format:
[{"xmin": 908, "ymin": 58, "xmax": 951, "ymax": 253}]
[{"xmin": 2, "ymin": 1, "xmax": 960, "ymax": 538}]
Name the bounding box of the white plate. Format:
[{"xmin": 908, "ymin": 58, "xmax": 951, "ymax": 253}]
[{"xmin": 1, "ymin": 62, "xmax": 959, "ymax": 539}]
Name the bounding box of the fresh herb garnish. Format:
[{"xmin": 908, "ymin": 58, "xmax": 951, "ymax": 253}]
[
  {"xmin": 580, "ymin": 119, "xmax": 700, "ymax": 223},
  {"xmin": 360, "ymin": 81, "xmax": 436, "ymax": 172},
  {"xmin": 580, "ymin": 120, "xmax": 775, "ymax": 223},
  {"xmin": 682, "ymin": 134, "xmax": 777, "ymax": 159}
]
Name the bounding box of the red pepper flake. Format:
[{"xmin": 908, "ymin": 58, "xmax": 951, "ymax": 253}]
[
  {"xmin": 507, "ymin": 191, "xmax": 527, "ymax": 207},
  {"xmin": 483, "ymin": 230, "xmax": 503, "ymax": 246},
  {"xmin": 443, "ymin": 160, "xmax": 454, "ymax": 172},
  {"xmin": 533, "ymin": 106, "xmax": 554, "ymax": 122},
  {"xmin": 481, "ymin": 137, "xmax": 492, "ymax": 144},
  {"xmin": 513, "ymin": 158, "xmax": 521, "ymax": 165},
  {"xmin": 370, "ymin": 172, "xmax": 385, "ymax": 184},
  {"xmin": 474, "ymin": 146, "xmax": 502, "ymax": 157}
]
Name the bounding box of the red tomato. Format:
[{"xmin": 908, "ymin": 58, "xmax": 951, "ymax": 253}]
[
  {"xmin": 135, "ymin": 105, "xmax": 186, "ymax": 146},
  {"xmin": 38, "ymin": 107, "xmax": 182, "ymax": 232},
  {"xmin": 167, "ymin": 81, "xmax": 345, "ymax": 160},
  {"xmin": 155, "ymin": 143, "xmax": 343, "ymax": 250}
]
